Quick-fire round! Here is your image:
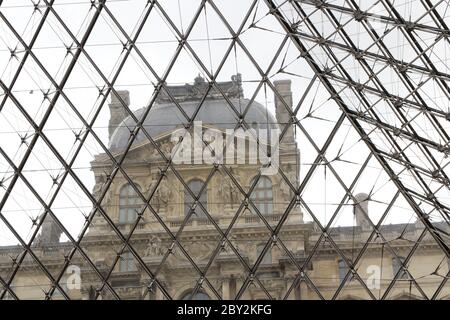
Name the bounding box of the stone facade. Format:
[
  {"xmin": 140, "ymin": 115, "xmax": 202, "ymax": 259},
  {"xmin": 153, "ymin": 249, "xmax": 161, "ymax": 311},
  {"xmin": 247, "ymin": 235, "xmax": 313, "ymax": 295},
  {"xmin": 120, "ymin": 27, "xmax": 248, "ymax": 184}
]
[{"xmin": 1, "ymin": 76, "xmax": 449, "ymax": 300}]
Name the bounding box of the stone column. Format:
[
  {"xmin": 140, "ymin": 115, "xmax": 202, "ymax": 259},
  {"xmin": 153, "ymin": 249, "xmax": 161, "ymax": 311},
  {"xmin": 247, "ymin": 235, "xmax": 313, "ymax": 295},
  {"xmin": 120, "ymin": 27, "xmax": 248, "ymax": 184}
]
[{"xmin": 222, "ymin": 279, "xmax": 230, "ymax": 300}]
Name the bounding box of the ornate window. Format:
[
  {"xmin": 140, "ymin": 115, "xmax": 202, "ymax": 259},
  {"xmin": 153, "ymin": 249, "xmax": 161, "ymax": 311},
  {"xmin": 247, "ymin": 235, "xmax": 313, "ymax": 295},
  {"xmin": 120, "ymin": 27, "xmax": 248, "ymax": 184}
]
[
  {"xmin": 181, "ymin": 291, "xmax": 210, "ymax": 300},
  {"xmin": 338, "ymin": 259, "xmax": 355, "ymax": 283},
  {"xmin": 119, "ymin": 250, "xmax": 137, "ymax": 272},
  {"xmin": 119, "ymin": 183, "xmax": 143, "ymax": 224},
  {"xmin": 250, "ymin": 176, "xmax": 273, "ymax": 215},
  {"xmin": 184, "ymin": 179, "xmax": 207, "ymax": 218}
]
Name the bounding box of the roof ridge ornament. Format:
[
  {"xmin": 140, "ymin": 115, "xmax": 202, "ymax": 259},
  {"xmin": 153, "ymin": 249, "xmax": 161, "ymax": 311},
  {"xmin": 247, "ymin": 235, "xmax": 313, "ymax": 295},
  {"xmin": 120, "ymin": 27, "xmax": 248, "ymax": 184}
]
[{"xmin": 157, "ymin": 73, "xmax": 243, "ymax": 102}]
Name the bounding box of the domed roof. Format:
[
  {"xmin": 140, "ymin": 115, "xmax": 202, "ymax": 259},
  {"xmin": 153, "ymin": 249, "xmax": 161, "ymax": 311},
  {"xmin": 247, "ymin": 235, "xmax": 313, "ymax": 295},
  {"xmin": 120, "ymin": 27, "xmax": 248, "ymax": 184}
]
[{"xmin": 109, "ymin": 98, "xmax": 279, "ymax": 150}]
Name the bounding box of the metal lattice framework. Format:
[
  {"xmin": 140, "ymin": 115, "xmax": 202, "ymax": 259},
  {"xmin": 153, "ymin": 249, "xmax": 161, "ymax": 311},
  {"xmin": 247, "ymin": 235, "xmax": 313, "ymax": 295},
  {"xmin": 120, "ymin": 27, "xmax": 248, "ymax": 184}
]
[{"xmin": 0, "ymin": 0, "xmax": 449, "ymax": 300}]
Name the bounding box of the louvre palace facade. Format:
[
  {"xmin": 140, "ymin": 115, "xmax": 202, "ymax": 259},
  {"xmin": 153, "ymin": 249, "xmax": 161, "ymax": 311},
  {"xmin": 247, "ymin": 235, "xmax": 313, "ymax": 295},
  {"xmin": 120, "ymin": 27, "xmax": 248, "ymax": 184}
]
[{"xmin": 1, "ymin": 75, "xmax": 449, "ymax": 300}]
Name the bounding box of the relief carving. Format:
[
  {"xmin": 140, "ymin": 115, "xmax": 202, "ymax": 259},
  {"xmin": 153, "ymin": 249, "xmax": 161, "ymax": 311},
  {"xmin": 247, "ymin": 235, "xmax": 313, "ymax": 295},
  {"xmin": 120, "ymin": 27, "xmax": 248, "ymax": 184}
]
[
  {"xmin": 145, "ymin": 236, "xmax": 164, "ymax": 257},
  {"xmin": 150, "ymin": 177, "xmax": 174, "ymax": 209},
  {"xmin": 219, "ymin": 169, "xmax": 241, "ymax": 205}
]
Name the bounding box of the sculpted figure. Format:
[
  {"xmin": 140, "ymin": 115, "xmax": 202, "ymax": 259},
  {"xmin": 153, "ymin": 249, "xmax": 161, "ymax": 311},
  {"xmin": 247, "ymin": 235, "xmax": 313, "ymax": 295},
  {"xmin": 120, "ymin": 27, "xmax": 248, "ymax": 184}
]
[
  {"xmin": 159, "ymin": 140, "xmax": 173, "ymax": 155},
  {"xmin": 150, "ymin": 177, "xmax": 172, "ymax": 209},
  {"xmin": 220, "ymin": 179, "xmax": 232, "ymax": 204},
  {"xmin": 159, "ymin": 178, "xmax": 173, "ymax": 201},
  {"xmin": 145, "ymin": 236, "xmax": 163, "ymax": 256}
]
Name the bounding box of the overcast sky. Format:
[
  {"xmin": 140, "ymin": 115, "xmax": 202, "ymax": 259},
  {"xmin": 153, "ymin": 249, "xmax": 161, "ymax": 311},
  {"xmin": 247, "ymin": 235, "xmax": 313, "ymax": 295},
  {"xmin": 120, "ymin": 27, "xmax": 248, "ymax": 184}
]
[{"xmin": 0, "ymin": 0, "xmax": 446, "ymax": 246}]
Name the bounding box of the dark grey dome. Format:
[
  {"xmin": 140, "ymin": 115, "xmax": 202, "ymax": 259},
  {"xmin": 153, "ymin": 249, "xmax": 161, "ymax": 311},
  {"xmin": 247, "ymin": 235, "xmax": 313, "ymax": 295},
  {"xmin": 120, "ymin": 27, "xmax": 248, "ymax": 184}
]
[{"xmin": 109, "ymin": 98, "xmax": 279, "ymax": 150}]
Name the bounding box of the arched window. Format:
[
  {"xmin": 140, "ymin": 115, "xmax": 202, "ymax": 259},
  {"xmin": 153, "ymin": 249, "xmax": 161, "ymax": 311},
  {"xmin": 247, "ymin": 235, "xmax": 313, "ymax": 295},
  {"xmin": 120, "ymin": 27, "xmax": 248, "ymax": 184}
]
[
  {"xmin": 249, "ymin": 176, "xmax": 273, "ymax": 215},
  {"xmin": 184, "ymin": 179, "xmax": 207, "ymax": 218},
  {"xmin": 181, "ymin": 291, "xmax": 210, "ymax": 300},
  {"xmin": 119, "ymin": 183, "xmax": 143, "ymax": 224}
]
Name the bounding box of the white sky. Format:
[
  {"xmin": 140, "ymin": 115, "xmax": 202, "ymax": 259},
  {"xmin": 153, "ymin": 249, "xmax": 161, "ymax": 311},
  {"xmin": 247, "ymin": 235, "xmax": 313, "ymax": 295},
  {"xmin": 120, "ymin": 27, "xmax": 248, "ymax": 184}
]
[{"xmin": 0, "ymin": 0, "xmax": 448, "ymax": 246}]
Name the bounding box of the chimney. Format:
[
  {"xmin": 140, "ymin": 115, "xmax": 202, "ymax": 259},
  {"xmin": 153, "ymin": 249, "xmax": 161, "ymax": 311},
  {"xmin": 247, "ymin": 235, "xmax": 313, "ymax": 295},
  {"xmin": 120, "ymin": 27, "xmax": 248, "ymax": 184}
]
[
  {"xmin": 274, "ymin": 80, "xmax": 295, "ymax": 144},
  {"xmin": 37, "ymin": 214, "xmax": 62, "ymax": 245},
  {"xmin": 354, "ymin": 193, "xmax": 371, "ymax": 230},
  {"xmin": 108, "ymin": 90, "xmax": 130, "ymax": 142}
]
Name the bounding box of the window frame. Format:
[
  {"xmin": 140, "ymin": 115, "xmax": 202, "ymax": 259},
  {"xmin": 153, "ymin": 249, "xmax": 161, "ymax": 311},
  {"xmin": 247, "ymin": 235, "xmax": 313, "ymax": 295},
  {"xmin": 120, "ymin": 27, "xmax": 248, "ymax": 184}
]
[
  {"xmin": 119, "ymin": 183, "xmax": 143, "ymax": 224},
  {"xmin": 249, "ymin": 176, "xmax": 274, "ymax": 215},
  {"xmin": 119, "ymin": 250, "xmax": 137, "ymax": 272},
  {"xmin": 184, "ymin": 179, "xmax": 207, "ymax": 218},
  {"xmin": 338, "ymin": 259, "xmax": 354, "ymax": 283}
]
